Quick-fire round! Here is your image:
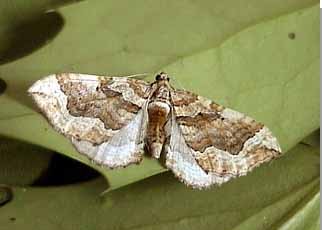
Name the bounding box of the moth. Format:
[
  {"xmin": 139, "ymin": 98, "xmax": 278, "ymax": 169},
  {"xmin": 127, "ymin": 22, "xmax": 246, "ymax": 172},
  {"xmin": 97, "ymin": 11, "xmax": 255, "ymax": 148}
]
[{"xmin": 28, "ymin": 72, "xmax": 282, "ymax": 189}]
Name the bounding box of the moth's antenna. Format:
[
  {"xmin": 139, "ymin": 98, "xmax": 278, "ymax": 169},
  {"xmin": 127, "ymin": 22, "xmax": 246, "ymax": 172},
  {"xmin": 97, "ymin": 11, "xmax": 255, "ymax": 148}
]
[
  {"xmin": 170, "ymin": 74, "xmax": 186, "ymax": 91},
  {"xmin": 121, "ymin": 73, "xmax": 152, "ymax": 80}
]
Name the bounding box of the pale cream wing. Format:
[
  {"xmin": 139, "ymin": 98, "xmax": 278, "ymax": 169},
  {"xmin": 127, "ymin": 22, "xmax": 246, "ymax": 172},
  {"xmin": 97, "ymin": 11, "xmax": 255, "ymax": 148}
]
[
  {"xmin": 28, "ymin": 73, "xmax": 150, "ymax": 168},
  {"xmin": 167, "ymin": 90, "xmax": 282, "ymax": 188}
]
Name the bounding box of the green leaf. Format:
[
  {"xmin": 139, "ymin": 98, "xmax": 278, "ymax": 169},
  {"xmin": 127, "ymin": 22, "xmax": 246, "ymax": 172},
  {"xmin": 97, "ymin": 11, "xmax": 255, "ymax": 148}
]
[
  {"xmin": 0, "ymin": 143, "xmax": 319, "ymax": 230},
  {"xmin": 0, "ymin": 1, "xmax": 319, "ymax": 191}
]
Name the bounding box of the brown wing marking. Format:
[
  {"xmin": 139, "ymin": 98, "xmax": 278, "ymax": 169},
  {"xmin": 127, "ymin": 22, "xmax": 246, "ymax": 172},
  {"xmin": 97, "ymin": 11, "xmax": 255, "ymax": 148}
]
[
  {"xmin": 55, "ymin": 73, "xmax": 150, "ymax": 144},
  {"xmin": 176, "ymin": 113, "xmax": 264, "ymax": 155},
  {"xmin": 171, "ymin": 89, "xmax": 224, "ymax": 117}
]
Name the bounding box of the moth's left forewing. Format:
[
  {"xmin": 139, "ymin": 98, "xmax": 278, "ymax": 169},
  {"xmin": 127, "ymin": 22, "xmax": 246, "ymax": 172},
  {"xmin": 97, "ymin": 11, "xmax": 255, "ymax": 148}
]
[
  {"xmin": 167, "ymin": 89, "xmax": 282, "ymax": 189},
  {"xmin": 28, "ymin": 73, "xmax": 151, "ymax": 168}
]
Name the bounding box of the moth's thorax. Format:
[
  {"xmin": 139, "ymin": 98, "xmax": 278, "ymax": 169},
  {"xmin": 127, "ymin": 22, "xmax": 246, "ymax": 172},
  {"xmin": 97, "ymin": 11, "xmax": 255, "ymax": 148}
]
[{"xmin": 151, "ymin": 82, "xmax": 172, "ymax": 103}]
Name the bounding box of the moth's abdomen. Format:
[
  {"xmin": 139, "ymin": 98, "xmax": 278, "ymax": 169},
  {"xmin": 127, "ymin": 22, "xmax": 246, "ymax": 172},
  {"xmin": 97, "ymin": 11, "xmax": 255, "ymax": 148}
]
[{"xmin": 146, "ymin": 101, "xmax": 170, "ymax": 158}]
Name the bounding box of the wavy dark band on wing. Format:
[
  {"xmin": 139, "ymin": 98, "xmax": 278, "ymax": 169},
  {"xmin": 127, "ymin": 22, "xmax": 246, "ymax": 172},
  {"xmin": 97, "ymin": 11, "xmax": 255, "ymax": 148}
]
[
  {"xmin": 57, "ymin": 75, "xmax": 140, "ymax": 131},
  {"xmin": 177, "ymin": 113, "xmax": 264, "ymax": 154}
]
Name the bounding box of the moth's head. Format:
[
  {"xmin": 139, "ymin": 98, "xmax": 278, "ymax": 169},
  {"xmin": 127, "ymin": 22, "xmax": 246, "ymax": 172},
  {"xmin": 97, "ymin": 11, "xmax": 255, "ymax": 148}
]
[{"xmin": 155, "ymin": 72, "xmax": 170, "ymax": 82}]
